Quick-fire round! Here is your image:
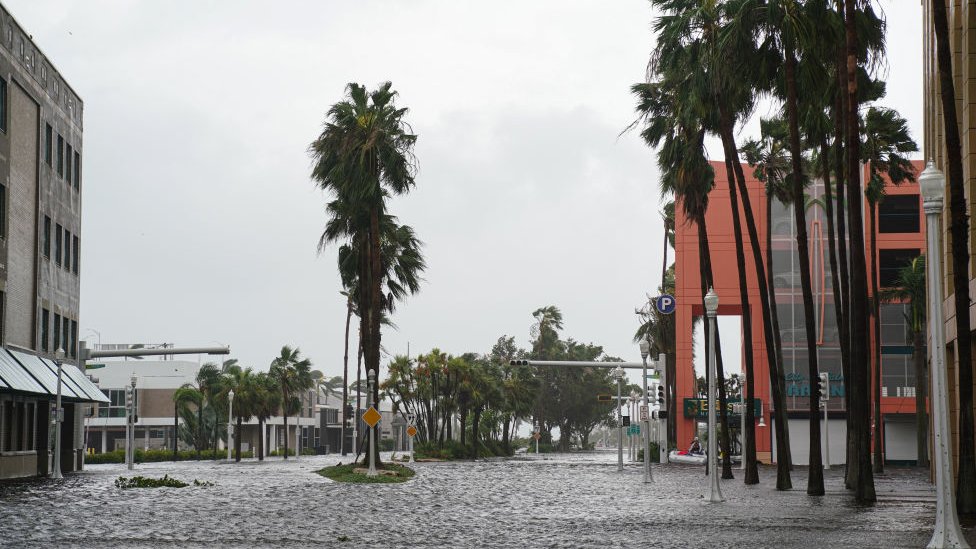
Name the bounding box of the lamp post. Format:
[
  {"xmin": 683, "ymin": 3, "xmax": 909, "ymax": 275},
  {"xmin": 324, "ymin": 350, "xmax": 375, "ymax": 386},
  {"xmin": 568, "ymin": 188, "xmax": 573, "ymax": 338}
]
[
  {"xmin": 704, "ymin": 288, "xmax": 724, "ymax": 503},
  {"xmin": 51, "ymin": 348, "xmax": 65, "ymax": 479},
  {"xmin": 367, "ymin": 370, "xmax": 377, "ymax": 477},
  {"xmin": 919, "ymin": 162, "xmax": 969, "ymax": 549},
  {"xmin": 612, "ymin": 365, "xmax": 625, "ymax": 472},
  {"xmin": 227, "ymin": 389, "xmax": 234, "ymax": 461},
  {"xmin": 639, "ymin": 339, "xmax": 653, "ymax": 483},
  {"xmin": 128, "ymin": 375, "xmax": 136, "ymax": 470},
  {"xmin": 740, "ymin": 372, "xmax": 746, "ymax": 471}
]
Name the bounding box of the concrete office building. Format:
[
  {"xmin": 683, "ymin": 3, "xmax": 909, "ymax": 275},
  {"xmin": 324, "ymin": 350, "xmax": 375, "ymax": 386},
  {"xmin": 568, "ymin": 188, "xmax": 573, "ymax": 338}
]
[
  {"xmin": 921, "ymin": 2, "xmax": 976, "ymax": 478},
  {"xmin": 0, "ymin": 3, "xmax": 107, "ymax": 480}
]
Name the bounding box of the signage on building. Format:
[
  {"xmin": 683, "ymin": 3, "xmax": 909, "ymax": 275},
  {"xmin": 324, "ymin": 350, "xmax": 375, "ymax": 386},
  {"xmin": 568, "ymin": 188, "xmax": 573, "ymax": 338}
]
[
  {"xmin": 683, "ymin": 397, "xmax": 762, "ymax": 419},
  {"xmin": 785, "ymin": 372, "xmax": 845, "ymax": 398}
]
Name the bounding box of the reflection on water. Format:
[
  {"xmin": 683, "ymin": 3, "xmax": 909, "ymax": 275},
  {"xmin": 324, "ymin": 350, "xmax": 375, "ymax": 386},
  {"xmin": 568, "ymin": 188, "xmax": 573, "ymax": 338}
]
[{"xmin": 0, "ymin": 450, "xmax": 968, "ymax": 548}]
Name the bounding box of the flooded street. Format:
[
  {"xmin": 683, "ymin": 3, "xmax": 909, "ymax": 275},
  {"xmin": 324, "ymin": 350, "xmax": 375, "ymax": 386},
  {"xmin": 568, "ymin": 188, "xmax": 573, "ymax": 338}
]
[{"xmin": 1, "ymin": 451, "xmax": 973, "ymax": 548}]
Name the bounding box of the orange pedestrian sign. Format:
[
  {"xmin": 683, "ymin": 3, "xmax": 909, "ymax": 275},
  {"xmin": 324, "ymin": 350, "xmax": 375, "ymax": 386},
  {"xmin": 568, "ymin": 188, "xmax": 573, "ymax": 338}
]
[
  {"xmin": 362, "ymin": 406, "xmax": 382, "ymax": 427},
  {"xmin": 406, "ymin": 425, "xmax": 418, "ymax": 438}
]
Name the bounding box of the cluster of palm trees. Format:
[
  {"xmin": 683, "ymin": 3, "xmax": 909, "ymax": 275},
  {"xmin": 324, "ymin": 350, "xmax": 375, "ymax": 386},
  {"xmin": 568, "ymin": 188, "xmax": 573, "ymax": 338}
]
[
  {"xmin": 310, "ymin": 82, "xmax": 426, "ymax": 464},
  {"xmin": 629, "ymin": 0, "xmax": 942, "ymax": 504},
  {"xmin": 173, "ymin": 346, "xmax": 316, "ymax": 462}
]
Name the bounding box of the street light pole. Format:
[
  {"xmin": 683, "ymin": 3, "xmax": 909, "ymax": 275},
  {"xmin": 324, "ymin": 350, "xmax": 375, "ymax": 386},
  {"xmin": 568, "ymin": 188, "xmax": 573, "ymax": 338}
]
[
  {"xmin": 612, "ymin": 366, "xmax": 625, "ymax": 472},
  {"xmin": 639, "ymin": 339, "xmax": 653, "ymax": 483},
  {"xmin": 227, "ymin": 389, "xmax": 235, "ymax": 461},
  {"xmin": 128, "ymin": 376, "xmax": 136, "ymax": 471},
  {"xmin": 919, "ymin": 162, "xmax": 969, "ymax": 549},
  {"xmin": 51, "ymin": 348, "xmax": 65, "ymax": 479},
  {"xmin": 705, "ymin": 288, "xmax": 724, "ymax": 503}
]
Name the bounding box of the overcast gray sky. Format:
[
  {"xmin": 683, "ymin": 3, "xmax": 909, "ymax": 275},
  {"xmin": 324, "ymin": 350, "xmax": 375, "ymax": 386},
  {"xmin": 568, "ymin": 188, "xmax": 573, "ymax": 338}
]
[{"xmin": 9, "ymin": 1, "xmax": 922, "ymax": 384}]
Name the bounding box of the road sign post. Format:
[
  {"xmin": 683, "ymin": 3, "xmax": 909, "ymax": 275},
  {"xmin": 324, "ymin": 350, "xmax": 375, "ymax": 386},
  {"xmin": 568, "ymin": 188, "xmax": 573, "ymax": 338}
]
[{"xmin": 655, "ymin": 294, "xmax": 676, "ymax": 315}]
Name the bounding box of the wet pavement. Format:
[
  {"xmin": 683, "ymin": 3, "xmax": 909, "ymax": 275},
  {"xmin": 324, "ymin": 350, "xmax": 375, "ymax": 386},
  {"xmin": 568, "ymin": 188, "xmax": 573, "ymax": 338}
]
[{"xmin": 0, "ymin": 450, "xmax": 974, "ymax": 548}]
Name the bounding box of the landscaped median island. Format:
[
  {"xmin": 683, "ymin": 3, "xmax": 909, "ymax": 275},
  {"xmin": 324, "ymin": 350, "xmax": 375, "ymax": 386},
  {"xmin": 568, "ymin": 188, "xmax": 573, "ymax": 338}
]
[{"xmin": 316, "ymin": 462, "xmax": 415, "ymax": 484}]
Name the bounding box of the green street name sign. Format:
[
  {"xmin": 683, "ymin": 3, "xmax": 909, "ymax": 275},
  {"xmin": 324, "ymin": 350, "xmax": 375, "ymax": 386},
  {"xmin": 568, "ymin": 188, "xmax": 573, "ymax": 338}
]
[{"xmin": 86, "ymin": 363, "xmax": 106, "ymax": 370}]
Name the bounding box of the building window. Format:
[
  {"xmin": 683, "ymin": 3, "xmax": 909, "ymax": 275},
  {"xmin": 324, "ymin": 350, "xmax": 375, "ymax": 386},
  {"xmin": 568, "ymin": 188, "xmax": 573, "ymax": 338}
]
[
  {"xmin": 73, "ymin": 151, "xmax": 80, "ymax": 189},
  {"xmin": 879, "ymin": 248, "xmax": 921, "ymax": 288},
  {"xmin": 0, "ymin": 78, "xmax": 6, "ymax": 133},
  {"xmin": 62, "ymin": 229, "xmax": 70, "ymax": 269},
  {"xmin": 53, "ymin": 314, "xmax": 61, "ymax": 352},
  {"xmin": 44, "ymin": 124, "xmax": 52, "ymax": 166},
  {"xmin": 65, "ymin": 144, "xmax": 72, "ymax": 184},
  {"xmin": 62, "ymin": 319, "xmax": 69, "ymax": 356},
  {"xmin": 70, "ymin": 320, "xmax": 77, "ymax": 358},
  {"xmin": 42, "ymin": 216, "xmax": 51, "ymax": 258},
  {"xmin": 54, "ymin": 223, "xmax": 62, "ymax": 266},
  {"xmin": 40, "ymin": 64, "xmax": 46, "ymax": 83},
  {"xmin": 879, "ymin": 195, "xmax": 920, "ymax": 233},
  {"xmin": 0, "ymin": 183, "xmax": 6, "ymax": 239},
  {"xmin": 56, "ymin": 134, "xmax": 63, "ymax": 178},
  {"xmin": 98, "ymin": 390, "xmax": 132, "ymax": 418},
  {"xmin": 40, "ymin": 309, "xmax": 49, "ymax": 352},
  {"xmin": 72, "ymin": 235, "xmax": 79, "ymax": 274}
]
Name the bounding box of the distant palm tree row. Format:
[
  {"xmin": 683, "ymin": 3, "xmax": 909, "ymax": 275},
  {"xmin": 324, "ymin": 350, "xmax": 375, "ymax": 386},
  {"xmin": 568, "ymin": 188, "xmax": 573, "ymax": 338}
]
[
  {"xmin": 172, "ymin": 346, "xmax": 318, "ymax": 462},
  {"xmin": 309, "ymin": 82, "xmax": 427, "ymax": 465},
  {"xmin": 628, "ymin": 0, "xmax": 944, "ymax": 505}
]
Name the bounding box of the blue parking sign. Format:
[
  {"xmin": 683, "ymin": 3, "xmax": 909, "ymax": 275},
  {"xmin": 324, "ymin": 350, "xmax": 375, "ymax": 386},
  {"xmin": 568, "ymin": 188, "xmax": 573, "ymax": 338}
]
[{"xmin": 655, "ymin": 294, "xmax": 676, "ymax": 315}]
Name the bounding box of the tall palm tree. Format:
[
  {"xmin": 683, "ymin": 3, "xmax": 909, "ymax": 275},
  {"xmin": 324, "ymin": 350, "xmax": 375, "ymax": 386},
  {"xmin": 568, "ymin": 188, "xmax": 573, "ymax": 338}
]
[
  {"xmin": 930, "ymin": 0, "xmax": 976, "ymax": 514},
  {"xmin": 270, "ymin": 346, "xmax": 314, "ymax": 460},
  {"xmin": 222, "ymin": 363, "xmax": 256, "ymax": 462},
  {"xmin": 251, "ymin": 371, "xmax": 280, "ymax": 461},
  {"xmin": 310, "ymin": 82, "xmax": 420, "ymax": 465},
  {"xmin": 862, "ymin": 105, "xmax": 917, "ymax": 474},
  {"xmin": 880, "ymin": 255, "xmax": 928, "ymax": 468}
]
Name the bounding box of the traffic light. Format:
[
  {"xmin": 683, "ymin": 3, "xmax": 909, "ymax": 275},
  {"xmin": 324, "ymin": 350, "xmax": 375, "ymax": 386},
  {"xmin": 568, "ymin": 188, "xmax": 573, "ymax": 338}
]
[
  {"xmin": 509, "ymin": 359, "xmax": 530, "ymax": 366},
  {"xmin": 344, "ymin": 404, "xmax": 354, "ymax": 419},
  {"xmin": 656, "ymin": 385, "xmax": 665, "ymax": 406},
  {"xmin": 622, "ymin": 415, "xmax": 631, "ymax": 427},
  {"xmin": 818, "ymin": 372, "xmax": 829, "ymax": 402}
]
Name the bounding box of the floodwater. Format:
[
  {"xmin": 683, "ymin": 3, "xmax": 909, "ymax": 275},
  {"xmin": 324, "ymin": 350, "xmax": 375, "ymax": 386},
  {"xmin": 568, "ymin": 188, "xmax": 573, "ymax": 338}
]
[{"xmin": 0, "ymin": 450, "xmax": 973, "ymax": 548}]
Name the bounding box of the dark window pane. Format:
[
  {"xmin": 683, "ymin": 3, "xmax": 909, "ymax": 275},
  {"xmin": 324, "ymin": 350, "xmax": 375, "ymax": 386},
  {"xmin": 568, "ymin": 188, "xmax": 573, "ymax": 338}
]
[
  {"xmin": 53, "ymin": 314, "xmax": 61, "ymax": 351},
  {"xmin": 44, "ymin": 124, "xmax": 52, "ymax": 166},
  {"xmin": 73, "ymin": 151, "xmax": 80, "ymax": 189},
  {"xmin": 0, "ymin": 78, "xmax": 6, "ymax": 133},
  {"xmin": 43, "ymin": 216, "xmax": 50, "ymax": 257},
  {"xmin": 879, "ymin": 194, "xmax": 920, "ymax": 233},
  {"xmin": 40, "ymin": 308, "xmax": 49, "ymax": 352},
  {"xmin": 63, "ymin": 229, "xmax": 70, "ymax": 268},
  {"xmin": 65, "ymin": 144, "xmax": 72, "ymax": 184},
  {"xmin": 0, "ymin": 184, "xmax": 5, "ymax": 239},
  {"xmin": 72, "ymin": 235, "xmax": 79, "ymax": 274},
  {"xmin": 879, "ymin": 249, "xmax": 920, "ymax": 288},
  {"xmin": 55, "ymin": 223, "xmax": 62, "ymax": 266},
  {"xmin": 57, "ymin": 135, "xmax": 63, "ymax": 177}
]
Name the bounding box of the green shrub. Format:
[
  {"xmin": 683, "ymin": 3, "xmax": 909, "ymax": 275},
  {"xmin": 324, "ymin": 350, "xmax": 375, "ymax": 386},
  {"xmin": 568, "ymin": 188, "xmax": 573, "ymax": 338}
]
[
  {"xmin": 413, "ymin": 439, "xmax": 512, "ymax": 460},
  {"xmin": 114, "ymin": 474, "xmax": 213, "ymax": 489},
  {"xmin": 269, "ymin": 448, "xmax": 296, "ymax": 457},
  {"xmin": 88, "ymin": 448, "xmax": 253, "ymax": 464},
  {"xmin": 636, "ymin": 442, "xmax": 661, "ymax": 463},
  {"xmin": 379, "ymin": 438, "xmax": 395, "ymax": 451}
]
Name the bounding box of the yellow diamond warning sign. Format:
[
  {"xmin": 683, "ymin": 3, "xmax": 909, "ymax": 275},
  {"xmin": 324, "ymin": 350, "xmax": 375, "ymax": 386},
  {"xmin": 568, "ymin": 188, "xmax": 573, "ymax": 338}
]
[
  {"xmin": 406, "ymin": 425, "xmax": 418, "ymax": 438},
  {"xmin": 362, "ymin": 406, "xmax": 381, "ymax": 427}
]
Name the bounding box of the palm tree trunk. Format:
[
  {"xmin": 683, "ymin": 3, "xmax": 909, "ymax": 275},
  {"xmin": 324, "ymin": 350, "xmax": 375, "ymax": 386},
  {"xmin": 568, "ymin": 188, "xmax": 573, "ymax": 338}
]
[
  {"xmin": 258, "ymin": 418, "xmax": 265, "ymax": 461},
  {"xmin": 870, "ymin": 203, "xmax": 884, "ymax": 474},
  {"xmin": 472, "ymin": 408, "xmax": 482, "ymax": 459},
  {"xmin": 767, "ymin": 192, "xmax": 790, "ymax": 476},
  {"xmin": 932, "ymin": 0, "xmax": 976, "ymax": 516},
  {"xmin": 722, "ymin": 105, "xmax": 792, "ymax": 488},
  {"xmin": 367, "ymin": 205, "xmax": 384, "ymax": 467},
  {"xmin": 197, "ymin": 405, "xmax": 203, "ymax": 460},
  {"xmin": 502, "ymin": 415, "xmax": 511, "ymax": 454},
  {"xmin": 341, "ymin": 296, "xmax": 352, "ymax": 455},
  {"xmin": 844, "ymin": 0, "xmax": 876, "ymax": 503},
  {"xmin": 721, "ymin": 153, "xmax": 757, "ymax": 484},
  {"xmin": 283, "ymin": 411, "xmax": 289, "ymax": 460},
  {"xmin": 356, "ymin": 331, "xmax": 363, "ymax": 454},
  {"xmin": 460, "ymin": 405, "xmax": 468, "ymax": 448},
  {"xmin": 821, "ymin": 138, "xmax": 849, "ymax": 479},
  {"xmin": 834, "ymin": 19, "xmax": 858, "ymax": 491},
  {"xmin": 696, "ymin": 216, "xmax": 733, "ymax": 479},
  {"xmin": 662, "ymin": 219, "xmax": 670, "ymax": 289},
  {"xmin": 785, "ymin": 44, "xmax": 824, "ymax": 495},
  {"xmin": 914, "ymin": 327, "xmax": 929, "ymax": 467},
  {"xmin": 719, "ymin": 112, "xmax": 759, "ymax": 485}
]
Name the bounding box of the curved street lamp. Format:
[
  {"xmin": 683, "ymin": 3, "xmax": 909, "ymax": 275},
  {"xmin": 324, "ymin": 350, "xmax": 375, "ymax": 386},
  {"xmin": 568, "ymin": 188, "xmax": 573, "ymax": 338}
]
[
  {"xmin": 51, "ymin": 348, "xmax": 65, "ymax": 480},
  {"xmin": 227, "ymin": 389, "xmax": 235, "ymax": 461},
  {"xmin": 704, "ymin": 288, "xmax": 724, "ymax": 503}
]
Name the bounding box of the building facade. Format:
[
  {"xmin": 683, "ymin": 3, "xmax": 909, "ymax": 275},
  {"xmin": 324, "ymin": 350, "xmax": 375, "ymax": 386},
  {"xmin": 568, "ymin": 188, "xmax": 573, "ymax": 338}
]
[
  {"xmin": 674, "ymin": 160, "xmax": 924, "ymax": 465},
  {"xmin": 0, "ymin": 3, "xmax": 104, "ymax": 480},
  {"xmin": 922, "ymin": 1, "xmax": 976, "ymax": 477}
]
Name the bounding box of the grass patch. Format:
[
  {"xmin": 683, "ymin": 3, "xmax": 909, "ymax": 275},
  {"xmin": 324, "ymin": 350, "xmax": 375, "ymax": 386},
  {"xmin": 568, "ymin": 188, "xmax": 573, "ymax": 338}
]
[
  {"xmin": 317, "ymin": 462, "xmax": 415, "ymax": 484},
  {"xmin": 114, "ymin": 475, "xmax": 215, "ymax": 489}
]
